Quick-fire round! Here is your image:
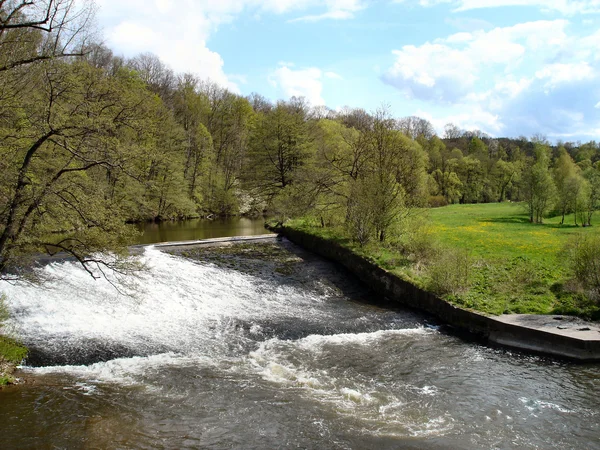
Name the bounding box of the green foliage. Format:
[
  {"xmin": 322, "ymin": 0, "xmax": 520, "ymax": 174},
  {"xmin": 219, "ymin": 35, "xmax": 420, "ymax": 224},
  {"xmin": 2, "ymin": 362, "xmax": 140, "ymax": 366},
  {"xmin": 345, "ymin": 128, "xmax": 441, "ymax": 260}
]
[
  {"xmin": 0, "ymin": 294, "xmax": 8, "ymax": 325},
  {"xmin": 427, "ymin": 247, "xmax": 471, "ymax": 296},
  {"xmin": 270, "ymin": 184, "xmax": 316, "ymax": 226},
  {"xmin": 564, "ymin": 234, "xmax": 600, "ymax": 301},
  {"xmin": 0, "ymin": 293, "xmax": 28, "ymax": 383},
  {"xmin": 345, "ymin": 177, "xmax": 378, "ymax": 245},
  {"xmin": 521, "ymin": 144, "xmax": 557, "ymax": 223},
  {"xmin": 0, "ymin": 336, "xmax": 27, "ymax": 364},
  {"xmin": 246, "ymin": 100, "xmax": 312, "ymax": 197}
]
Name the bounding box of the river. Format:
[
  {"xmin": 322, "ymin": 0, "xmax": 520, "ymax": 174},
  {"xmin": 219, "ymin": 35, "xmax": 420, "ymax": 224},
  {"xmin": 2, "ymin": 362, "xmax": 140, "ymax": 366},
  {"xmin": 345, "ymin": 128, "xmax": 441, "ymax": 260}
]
[
  {"xmin": 0, "ymin": 220, "xmax": 599, "ymax": 449},
  {"xmin": 133, "ymin": 217, "xmax": 271, "ymax": 245}
]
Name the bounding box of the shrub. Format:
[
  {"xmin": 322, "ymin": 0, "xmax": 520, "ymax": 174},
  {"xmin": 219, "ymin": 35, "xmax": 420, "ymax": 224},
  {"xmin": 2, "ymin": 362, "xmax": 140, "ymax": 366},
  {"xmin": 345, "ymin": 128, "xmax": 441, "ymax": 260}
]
[
  {"xmin": 428, "ymin": 195, "xmax": 448, "ymax": 208},
  {"xmin": 427, "ymin": 247, "xmax": 471, "ymax": 296},
  {"xmin": 396, "ymin": 223, "xmax": 439, "ymax": 268},
  {"xmin": 564, "ymin": 234, "xmax": 600, "ymax": 302},
  {"xmin": 0, "ymin": 294, "xmax": 8, "ymax": 329}
]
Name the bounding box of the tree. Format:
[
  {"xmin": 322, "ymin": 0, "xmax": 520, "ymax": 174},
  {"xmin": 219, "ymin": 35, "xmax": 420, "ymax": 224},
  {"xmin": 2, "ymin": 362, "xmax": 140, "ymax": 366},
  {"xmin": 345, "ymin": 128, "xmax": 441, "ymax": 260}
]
[
  {"xmin": 200, "ymin": 81, "xmax": 254, "ymax": 214},
  {"xmin": 396, "ymin": 116, "xmax": 436, "ymax": 140},
  {"xmin": 521, "ymin": 144, "xmax": 556, "ymax": 223},
  {"xmin": 347, "ymin": 107, "xmax": 428, "ymax": 243},
  {"xmin": 553, "ymin": 147, "xmax": 580, "ymax": 224},
  {"xmin": 457, "ymin": 156, "xmax": 484, "ymax": 203},
  {"xmin": 172, "ymin": 74, "xmax": 212, "ymax": 199},
  {"xmin": 0, "ymin": 0, "xmax": 95, "ymax": 72},
  {"xmin": 492, "ymin": 159, "xmax": 521, "ymax": 202},
  {"xmin": 0, "ymin": 59, "xmax": 161, "ymax": 277},
  {"xmin": 431, "ymin": 169, "xmax": 462, "ymax": 204},
  {"xmin": 309, "ymin": 119, "xmax": 361, "ymax": 223},
  {"xmin": 127, "ymin": 52, "xmax": 176, "ymax": 102},
  {"xmin": 580, "ymin": 167, "xmax": 600, "ymax": 226},
  {"xmin": 246, "ymin": 100, "xmax": 312, "ymax": 199},
  {"xmin": 443, "ymin": 122, "xmax": 462, "ymax": 139}
]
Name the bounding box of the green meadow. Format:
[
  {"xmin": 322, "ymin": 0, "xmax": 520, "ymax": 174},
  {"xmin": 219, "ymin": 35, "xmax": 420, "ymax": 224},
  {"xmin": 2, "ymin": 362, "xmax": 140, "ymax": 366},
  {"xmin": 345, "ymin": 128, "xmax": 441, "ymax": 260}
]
[
  {"xmin": 426, "ymin": 202, "xmax": 597, "ymax": 263},
  {"xmin": 289, "ymin": 202, "xmax": 600, "ymax": 320},
  {"xmin": 423, "ymin": 203, "xmax": 600, "ymax": 318}
]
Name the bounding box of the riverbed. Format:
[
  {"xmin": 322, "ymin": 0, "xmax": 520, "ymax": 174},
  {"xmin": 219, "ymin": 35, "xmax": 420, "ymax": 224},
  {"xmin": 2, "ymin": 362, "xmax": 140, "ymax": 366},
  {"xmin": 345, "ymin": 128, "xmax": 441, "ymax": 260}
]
[{"xmin": 0, "ymin": 229, "xmax": 599, "ymax": 448}]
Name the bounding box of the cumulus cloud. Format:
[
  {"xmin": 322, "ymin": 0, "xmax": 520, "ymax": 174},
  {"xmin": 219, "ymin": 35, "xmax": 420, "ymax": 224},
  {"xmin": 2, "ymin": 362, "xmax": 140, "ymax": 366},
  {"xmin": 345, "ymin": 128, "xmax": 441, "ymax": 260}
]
[
  {"xmin": 289, "ymin": 0, "xmax": 365, "ymax": 22},
  {"xmin": 394, "ymin": 0, "xmax": 600, "ymax": 15},
  {"xmin": 383, "ymin": 20, "xmax": 568, "ymax": 103},
  {"xmin": 535, "ymin": 62, "xmax": 595, "ymax": 90},
  {"xmin": 499, "ymin": 77, "xmax": 600, "ymax": 138},
  {"xmin": 269, "ymin": 65, "xmax": 326, "ymax": 105},
  {"xmin": 383, "ymin": 17, "xmax": 600, "ymax": 139},
  {"xmin": 97, "ymin": 0, "xmax": 362, "ymax": 91}
]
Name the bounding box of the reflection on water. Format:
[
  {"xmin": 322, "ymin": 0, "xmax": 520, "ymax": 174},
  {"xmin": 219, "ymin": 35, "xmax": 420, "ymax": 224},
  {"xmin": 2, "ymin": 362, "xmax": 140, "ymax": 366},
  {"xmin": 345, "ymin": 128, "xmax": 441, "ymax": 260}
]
[
  {"xmin": 134, "ymin": 217, "xmax": 271, "ymax": 245},
  {"xmin": 1, "ymin": 240, "xmax": 599, "ymax": 449}
]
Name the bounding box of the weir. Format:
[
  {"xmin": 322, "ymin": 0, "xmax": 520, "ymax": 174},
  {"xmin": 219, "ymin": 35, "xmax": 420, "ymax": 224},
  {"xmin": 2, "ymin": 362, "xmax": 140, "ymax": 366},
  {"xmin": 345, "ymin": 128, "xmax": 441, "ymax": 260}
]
[{"xmin": 1, "ymin": 236, "xmax": 599, "ymax": 448}]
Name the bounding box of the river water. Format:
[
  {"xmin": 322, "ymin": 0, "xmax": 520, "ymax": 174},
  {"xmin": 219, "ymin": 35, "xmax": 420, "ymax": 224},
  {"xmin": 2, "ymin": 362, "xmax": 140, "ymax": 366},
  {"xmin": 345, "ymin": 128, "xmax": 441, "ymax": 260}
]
[
  {"xmin": 0, "ymin": 223, "xmax": 599, "ymax": 449},
  {"xmin": 133, "ymin": 217, "xmax": 271, "ymax": 245}
]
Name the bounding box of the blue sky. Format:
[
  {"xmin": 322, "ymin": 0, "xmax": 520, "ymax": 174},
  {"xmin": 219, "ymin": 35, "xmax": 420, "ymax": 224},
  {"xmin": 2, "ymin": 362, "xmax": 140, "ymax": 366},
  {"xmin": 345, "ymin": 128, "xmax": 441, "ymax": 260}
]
[{"xmin": 96, "ymin": 0, "xmax": 600, "ymax": 142}]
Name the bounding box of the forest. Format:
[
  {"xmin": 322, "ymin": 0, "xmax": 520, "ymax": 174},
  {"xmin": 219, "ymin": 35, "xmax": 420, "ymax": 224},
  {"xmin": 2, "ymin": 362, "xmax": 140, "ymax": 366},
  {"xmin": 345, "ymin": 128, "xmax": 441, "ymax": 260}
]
[{"xmin": 1, "ymin": 0, "xmax": 600, "ymax": 275}]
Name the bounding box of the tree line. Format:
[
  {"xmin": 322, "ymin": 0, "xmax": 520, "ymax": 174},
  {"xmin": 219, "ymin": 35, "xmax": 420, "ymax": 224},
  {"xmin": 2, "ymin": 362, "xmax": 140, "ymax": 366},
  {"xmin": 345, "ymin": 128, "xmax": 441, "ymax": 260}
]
[{"xmin": 1, "ymin": 0, "xmax": 600, "ymax": 274}]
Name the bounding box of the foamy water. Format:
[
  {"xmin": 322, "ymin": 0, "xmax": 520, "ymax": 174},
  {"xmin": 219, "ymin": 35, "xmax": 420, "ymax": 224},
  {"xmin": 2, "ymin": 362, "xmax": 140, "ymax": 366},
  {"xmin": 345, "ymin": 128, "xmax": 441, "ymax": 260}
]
[{"xmin": 1, "ymin": 242, "xmax": 599, "ymax": 449}]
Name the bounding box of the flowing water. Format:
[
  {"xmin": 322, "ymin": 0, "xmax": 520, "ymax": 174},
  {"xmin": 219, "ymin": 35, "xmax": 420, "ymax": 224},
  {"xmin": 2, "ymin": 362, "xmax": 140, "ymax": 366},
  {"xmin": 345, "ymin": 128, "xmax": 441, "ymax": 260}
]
[
  {"xmin": 0, "ymin": 238, "xmax": 599, "ymax": 449},
  {"xmin": 134, "ymin": 217, "xmax": 271, "ymax": 245}
]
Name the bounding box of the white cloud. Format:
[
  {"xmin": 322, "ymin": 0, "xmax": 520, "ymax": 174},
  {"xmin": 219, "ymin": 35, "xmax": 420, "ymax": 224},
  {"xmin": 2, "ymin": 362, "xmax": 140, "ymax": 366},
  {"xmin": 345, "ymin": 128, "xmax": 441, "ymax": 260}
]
[
  {"xmin": 394, "ymin": 0, "xmax": 600, "ymax": 15},
  {"xmin": 290, "ymin": 0, "xmax": 365, "ymax": 22},
  {"xmin": 384, "ymin": 42, "xmax": 478, "ymax": 102},
  {"xmin": 416, "ymin": 107, "xmax": 503, "ymax": 135},
  {"xmin": 97, "ymin": 0, "xmax": 362, "ymax": 91},
  {"xmin": 325, "ymin": 71, "xmax": 344, "ymax": 79},
  {"xmin": 383, "ymin": 16, "xmax": 600, "ymax": 139},
  {"xmin": 454, "ymin": 0, "xmax": 600, "ymax": 15},
  {"xmin": 535, "ymin": 62, "xmax": 595, "ymax": 90},
  {"xmin": 269, "ymin": 65, "xmax": 326, "ymax": 105},
  {"xmin": 383, "ymin": 20, "xmax": 568, "ymax": 103}
]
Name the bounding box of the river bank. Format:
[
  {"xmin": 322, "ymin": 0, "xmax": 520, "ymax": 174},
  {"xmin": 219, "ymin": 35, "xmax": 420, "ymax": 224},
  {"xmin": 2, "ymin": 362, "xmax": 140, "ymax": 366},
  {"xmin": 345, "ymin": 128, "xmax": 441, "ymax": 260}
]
[
  {"xmin": 0, "ymin": 336, "xmax": 27, "ymax": 386},
  {"xmin": 274, "ymin": 225, "xmax": 600, "ymax": 361}
]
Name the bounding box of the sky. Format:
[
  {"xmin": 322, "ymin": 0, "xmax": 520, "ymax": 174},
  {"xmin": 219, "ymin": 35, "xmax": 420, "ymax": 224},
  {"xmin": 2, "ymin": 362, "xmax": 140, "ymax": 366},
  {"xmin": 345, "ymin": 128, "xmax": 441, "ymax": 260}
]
[{"xmin": 95, "ymin": 0, "xmax": 600, "ymax": 142}]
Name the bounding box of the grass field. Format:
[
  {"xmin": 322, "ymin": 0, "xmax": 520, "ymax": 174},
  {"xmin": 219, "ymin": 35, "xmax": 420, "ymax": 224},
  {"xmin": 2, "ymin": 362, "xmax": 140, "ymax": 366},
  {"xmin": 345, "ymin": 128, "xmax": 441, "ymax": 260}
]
[
  {"xmin": 422, "ymin": 203, "xmax": 600, "ymax": 318},
  {"xmin": 426, "ymin": 202, "xmax": 598, "ymax": 263},
  {"xmin": 288, "ymin": 202, "xmax": 600, "ymax": 320}
]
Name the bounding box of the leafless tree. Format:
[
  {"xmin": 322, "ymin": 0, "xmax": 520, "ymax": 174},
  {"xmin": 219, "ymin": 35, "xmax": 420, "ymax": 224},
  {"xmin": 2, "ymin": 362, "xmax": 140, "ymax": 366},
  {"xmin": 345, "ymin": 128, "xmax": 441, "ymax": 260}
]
[
  {"xmin": 396, "ymin": 116, "xmax": 436, "ymax": 140},
  {"xmin": 0, "ymin": 0, "xmax": 96, "ymax": 72},
  {"xmin": 443, "ymin": 122, "xmax": 463, "ymax": 139}
]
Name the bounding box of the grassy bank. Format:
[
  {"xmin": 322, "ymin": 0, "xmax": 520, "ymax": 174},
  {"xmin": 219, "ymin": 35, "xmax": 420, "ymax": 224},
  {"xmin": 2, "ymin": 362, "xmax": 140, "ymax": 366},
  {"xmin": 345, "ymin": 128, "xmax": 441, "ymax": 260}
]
[
  {"xmin": 286, "ymin": 203, "xmax": 600, "ymax": 320},
  {"xmin": 0, "ymin": 296, "xmax": 28, "ymax": 386},
  {"xmin": 0, "ymin": 336, "xmax": 27, "ymax": 386}
]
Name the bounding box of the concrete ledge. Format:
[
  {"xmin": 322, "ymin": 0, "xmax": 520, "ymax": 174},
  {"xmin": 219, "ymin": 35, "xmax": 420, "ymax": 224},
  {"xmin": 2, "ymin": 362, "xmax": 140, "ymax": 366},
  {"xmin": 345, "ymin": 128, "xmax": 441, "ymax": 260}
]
[
  {"xmin": 278, "ymin": 226, "xmax": 600, "ymax": 362},
  {"xmin": 152, "ymin": 234, "xmax": 277, "ymax": 248}
]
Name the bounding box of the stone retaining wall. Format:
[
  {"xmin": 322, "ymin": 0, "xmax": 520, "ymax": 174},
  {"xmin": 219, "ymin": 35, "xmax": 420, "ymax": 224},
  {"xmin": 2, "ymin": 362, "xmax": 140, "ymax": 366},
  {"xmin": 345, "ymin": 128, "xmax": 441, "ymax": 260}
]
[{"xmin": 280, "ymin": 226, "xmax": 600, "ymax": 361}]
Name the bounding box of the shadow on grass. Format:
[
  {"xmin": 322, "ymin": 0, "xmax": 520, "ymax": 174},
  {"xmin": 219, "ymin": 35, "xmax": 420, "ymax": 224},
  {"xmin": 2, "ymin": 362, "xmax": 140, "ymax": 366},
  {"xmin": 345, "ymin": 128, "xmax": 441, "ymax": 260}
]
[
  {"xmin": 480, "ymin": 216, "xmax": 582, "ymax": 229},
  {"xmin": 479, "ymin": 216, "xmax": 530, "ymax": 225}
]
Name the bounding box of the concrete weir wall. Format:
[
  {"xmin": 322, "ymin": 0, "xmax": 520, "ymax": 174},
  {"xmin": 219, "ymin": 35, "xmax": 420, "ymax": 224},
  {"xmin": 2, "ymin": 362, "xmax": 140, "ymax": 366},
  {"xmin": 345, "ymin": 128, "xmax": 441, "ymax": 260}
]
[{"xmin": 280, "ymin": 227, "xmax": 600, "ymax": 362}]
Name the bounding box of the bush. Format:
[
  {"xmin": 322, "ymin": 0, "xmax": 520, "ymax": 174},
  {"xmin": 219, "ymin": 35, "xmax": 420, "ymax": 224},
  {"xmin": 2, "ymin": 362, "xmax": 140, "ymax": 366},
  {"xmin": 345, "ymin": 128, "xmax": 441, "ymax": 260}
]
[
  {"xmin": 395, "ymin": 222, "xmax": 439, "ymax": 268},
  {"xmin": 428, "ymin": 195, "xmax": 448, "ymax": 208},
  {"xmin": 427, "ymin": 247, "xmax": 471, "ymax": 296},
  {"xmin": 564, "ymin": 234, "xmax": 600, "ymax": 302},
  {"xmin": 0, "ymin": 294, "xmax": 8, "ymax": 329}
]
